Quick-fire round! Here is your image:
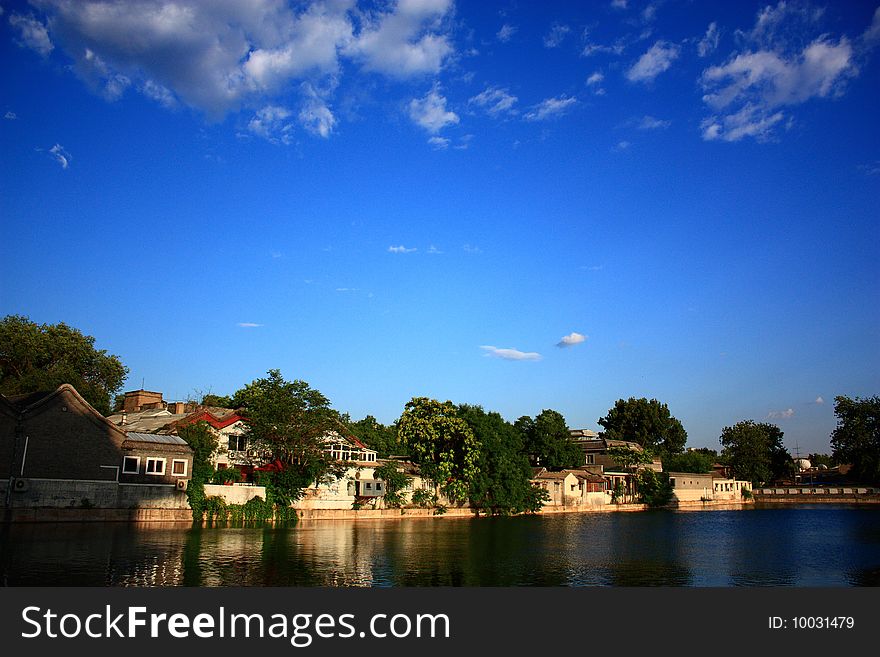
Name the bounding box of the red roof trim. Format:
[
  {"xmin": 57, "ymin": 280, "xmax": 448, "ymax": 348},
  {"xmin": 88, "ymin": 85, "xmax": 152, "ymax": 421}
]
[{"xmin": 177, "ymin": 410, "xmax": 245, "ymax": 430}]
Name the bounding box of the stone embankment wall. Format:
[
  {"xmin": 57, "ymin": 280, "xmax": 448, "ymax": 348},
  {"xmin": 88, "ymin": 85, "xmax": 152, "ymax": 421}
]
[
  {"xmin": 3, "ymin": 478, "xmax": 190, "ymax": 509},
  {"xmin": 754, "ymin": 486, "xmax": 879, "ymax": 504},
  {"xmin": 203, "ymin": 483, "xmax": 267, "ymax": 505}
]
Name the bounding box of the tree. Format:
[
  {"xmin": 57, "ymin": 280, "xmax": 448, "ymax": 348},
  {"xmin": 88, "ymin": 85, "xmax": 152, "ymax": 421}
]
[
  {"xmin": 201, "ymin": 393, "xmax": 234, "ymax": 408},
  {"xmin": 662, "ymin": 450, "xmax": 714, "ymax": 474},
  {"xmin": 719, "ymin": 420, "xmax": 791, "ymax": 485},
  {"xmin": 606, "ymin": 445, "xmax": 654, "ymax": 472},
  {"xmin": 350, "ymin": 415, "xmax": 398, "ymax": 458},
  {"xmin": 458, "ymin": 404, "xmax": 547, "ymax": 515},
  {"xmin": 372, "ymin": 461, "xmax": 411, "ymax": 508},
  {"xmin": 597, "ymin": 397, "xmax": 687, "ymax": 457},
  {"xmin": 830, "ymin": 395, "xmax": 880, "ymax": 485},
  {"xmin": 396, "ymin": 397, "xmax": 481, "ymax": 504},
  {"xmin": 233, "ymin": 369, "xmax": 345, "ymax": 502},
  {"xmin": 0, "ymin": 314, "xmax": 128, "ymax": 415},
  {"xmin": 636, "ymin": 469, "xmax": 674, "ymax": 507},
  {"xmin": 516, "ymin": 409, "xmax": 582, "ymax": 470},
  {"xmin": 178, "ymin": 421, "xmax": 218, "ymax": 519}
]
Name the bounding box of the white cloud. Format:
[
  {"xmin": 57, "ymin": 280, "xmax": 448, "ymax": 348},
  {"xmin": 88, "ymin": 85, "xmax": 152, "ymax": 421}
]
[
  {"xmin": 767, "ymin": 408, "xmax": 795, "ymax": 420},
  {"xmin": 586, "ymin": 71, "xmax": 604, "ymax": 86},
  {"xmin": 237, "ymin": 322, "xmax": 263, "ymax": 328},
  {"xmin": 388, "ymin": 245, "xmax": 417, "ymax": 253},
  {"xmin": 701, "ymin": 36, "xmax": 855, "ymax": 142},
  {"xmin": 814, "ymin": 396, "xmax": 825, "ymax": 405},
  {"xmin": 462, "ymin": 244, "xmax": 481, "ymax": 253},
  {"xmin": 9, "ymin": 13, "xmax": 53, "ymax": 57},
  {"xmin": 626, "ymin": 41, "xmax": 680, "ymax": 82},
  {"xmin": 248, "ymin": 105, "xmax": 295, "ymax": 144},
  {"xmin": 611, "ymin": 0, "xmax": 628, "ymax": 10},
  {"xmin": 427, "ymin": 245, "xmax": 443, "ymax": 254},
  {"xmin": 614, "ymin": 140, "xmax": 631, "ymax": 151},
  {"xmin": 582, "ymin": 41, "xmax": 625, "ymax": 57},
  {"xmin": 428, "ymin": 136, "xmax": 450, "ymax": 150},
  {"xmin": 638, "ymin": 115, "xmax": 671, "ymax": 129},
  {"xmin": 544, "ymin": 23, "xmax": 570, "ymax": 48},
  {"xmin": 524, "ymin": 95, "xmax": 577, "ymax": 121},
  {"xmin": 49, "ymin": 144, "xmax": 71, "ymax": 169},
  {"xmin": 557, "ymin": 332, "xmax": 587, "ymax": 347},
  {"xmin": 351, "ymin": 0, "xmax": 454, "ymax": 78},
  {"xmin": 497, "ymin": 23, "xmax": 517, "ymax": 43},
  {"xmin": 480, "ymin": 346, "xmax": 542, "ymax": 361},
  {"xmin": 24, "ymin": 0, "xmax": 454, "ymax": 123},
  {"xmin": 698, "ymin": 22, "xmax": 720, "ymax": 57},
  {"xmin": 298, "ymin": 84, "xmax": 336, "ymax": 138},
  {"xmin": 469, "ymin": 86, "xmax": 518, "ymax": 116},
  {"xmin": 641, "ymin": 4, "xmax": 658, "ymax": 23},
  {"xmin": 409, "ymin": 85, "xmax": 459, "ymax": 133},
  {"xmin": 4, "ymin": 112, "xmax": 17, "ymax": 120}
]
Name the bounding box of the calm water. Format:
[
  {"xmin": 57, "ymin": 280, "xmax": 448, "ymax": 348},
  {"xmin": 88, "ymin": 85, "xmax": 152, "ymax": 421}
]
[{"xmin": 1, "ymin": 506, "xmax": 878, "ymax": 586}]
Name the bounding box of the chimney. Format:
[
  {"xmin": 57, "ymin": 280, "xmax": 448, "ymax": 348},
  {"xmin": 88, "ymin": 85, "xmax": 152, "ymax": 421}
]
[{"xmin": 121, "ymin": 411, "xmax": 127, "ymax": 426}]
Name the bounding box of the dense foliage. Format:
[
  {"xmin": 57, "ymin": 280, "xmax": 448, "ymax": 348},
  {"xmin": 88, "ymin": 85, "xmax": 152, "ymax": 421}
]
[
  {"xmin": 350, "ymin": 415, "xmax": 399, "ymax": 457},
  {"xmin": 636, "ymin": 470, "xmax": 674, "ymax": 507},
  {"xmin": 233, "ymin": 369, "xmax": 346, "ymax": 502},
  {"xmin": 177, "ymin": 421, "xmax": 218, "ymax": 520},
  {"xmin": 598, "ymin": 397, "xmax": 687, "ymax": 457},
  {"xmin": 720, "ymin": 420, "xmax": 792, "ymax": 485},
  {"xmin": 515, "ymin": 409, "xmax": 582, "ymax": 470},
  {"xmin": 372, "ymin": 461, "xmax": 411, "ymax": 508},
  {"xmin": 396, "ymin": 397, "xmax": 481, "ymax": 504},
  {"xmin": 662, "ymin": 450, "xmax": 714, "ymax": 474},
  {"xmin": 458, "ymin": 404, "xmax": 547, "ymax": 515},
  {"xmin": 830, "ymin": 395, "xmax": 880, "ymax": 485},
  {"xmin": 0, "ymin": 314, "xmax": 128, "ymax": 415}
]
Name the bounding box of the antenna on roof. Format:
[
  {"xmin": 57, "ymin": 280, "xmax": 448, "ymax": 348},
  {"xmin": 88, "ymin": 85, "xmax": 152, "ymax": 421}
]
[{"xmin": 141, "ymin": 377, "xmax": 145, "ymax": 391}]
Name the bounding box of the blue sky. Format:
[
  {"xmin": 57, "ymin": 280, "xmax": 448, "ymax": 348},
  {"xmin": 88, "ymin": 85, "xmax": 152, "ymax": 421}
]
[{"xmin": 1, "ymin": 0, "xmax": 878, "ymax": 454}]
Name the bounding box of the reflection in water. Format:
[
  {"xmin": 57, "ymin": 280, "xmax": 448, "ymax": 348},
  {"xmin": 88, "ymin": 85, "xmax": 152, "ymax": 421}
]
[{"xmin": 1, "ymin": 506, "xmax": 878, "ymax": 586}]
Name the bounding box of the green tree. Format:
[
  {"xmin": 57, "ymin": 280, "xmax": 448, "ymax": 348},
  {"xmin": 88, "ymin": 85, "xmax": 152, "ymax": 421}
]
[
  {"xmin": 350, "ymin": 415, "xmax": 398, "ymax": 458},
  {"xmin": 807, "ymin": 453, "xmax": 835, "ymax": 468},
  {"xmin": 830, "ymin": 395, "xmax": 880, "ymax": 485},
  {"xmin": 606, "ymin": 445, "xmax": 654, "ymax": 472},
  {"xmin": 516, "ymin": 409, "xmax": 582, "ymax": 470},
  {"xmin": 373, "ymin": 461, "xmax": 411, "ymax": 508},
  {"xmin": 720, "ymin": 420, "xmax": 791, "ymax": 485},
  {"xmin": 233, "ymin": 369, "xmax": 345, "ymax": 502},
  {"xmin": 0, "ymin": 314, "xmax": 128, "ymax": 415},
  {"xmin": 636, "ymin": 469, "xmax": 674, "ymax": 507},
  {"xmin": 201, "ymin": 393, "xmax": 234, "ymax": 408},
  {"xmin": 663, "ymin": 450, "xmax": 714, "ymax": 474},
  {"xmin": 458, "ymin": 404, "xmax": 547, "ymax": 515},
  {"xmin": 178, "ymin": 421, "xmax": 218, "ymax": 520},
  {"xmin": 396, "ymin": 397, "xmax": 481, "ymax": 504},
  {"xmin": 597, "ymin": 397, "xmax": 687, "ymax": 457}
]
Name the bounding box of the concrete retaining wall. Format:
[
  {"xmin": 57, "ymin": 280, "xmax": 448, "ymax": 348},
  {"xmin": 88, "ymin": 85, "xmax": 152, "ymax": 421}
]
[{"xmin": 4, "ymin": 478, "xmax": 190, "ymax": 510}]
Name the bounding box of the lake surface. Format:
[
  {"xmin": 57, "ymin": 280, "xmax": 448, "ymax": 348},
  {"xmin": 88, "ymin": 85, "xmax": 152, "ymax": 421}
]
[{"xmin": 2, "ymin": 506, "xmax": 878, "ymax": 586}]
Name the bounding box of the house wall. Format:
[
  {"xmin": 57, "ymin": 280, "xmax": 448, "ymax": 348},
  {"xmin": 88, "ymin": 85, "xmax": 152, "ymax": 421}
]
[
  {"xmin": 203, "ymin": 483, "xmax": 267, "ymax": 505},
  {"xmin": 0, "ymin": 410, "xmax": 16, "ymax": 479},
  {"xmin": 120, "ymin": 445, "xmax": 192, "ymax": 486},
  {"xmin": 19, "ymin": 390, "xmax": 123, "ymax": 481},
  {"xmin": 5, "ymin": 478, "xmax": 190, "ymax": 509}
]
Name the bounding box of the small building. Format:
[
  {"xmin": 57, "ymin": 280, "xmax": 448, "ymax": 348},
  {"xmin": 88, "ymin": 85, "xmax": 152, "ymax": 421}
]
[
  {"xmin": 531, "ymin": 468, "xmax": 608, "ymax": 508},
  {"xmin": 1, "ymin": 384, "xmax": 192, "ymax": 511},
  {"xmin": 668, "ymin": 471, "xmax": 751, "ymax": 503}
]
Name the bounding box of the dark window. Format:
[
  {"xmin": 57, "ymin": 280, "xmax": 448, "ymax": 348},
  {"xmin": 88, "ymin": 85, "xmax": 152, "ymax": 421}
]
[{"xmin": 122, "ymin": 456, "xmax": 139, "ymax": 474}]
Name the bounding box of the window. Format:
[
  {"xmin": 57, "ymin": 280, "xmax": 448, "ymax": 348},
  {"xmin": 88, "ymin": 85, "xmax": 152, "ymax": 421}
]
[
  {"xmin": 585, "ymin": 454, "xmax": 595, "ymax": 465},
  {"xmin": 145, "ymin": 458, "xmax": 166, "ymax": 475},
  {"xmin": 376, "ymin": 483, "xmax": 382, "ymax": 491},
  {"xmin": 171, "ymin": 459, "xmax": 188, "ymax": 476},
  {"xmin": 366, "ymin": 482, "xmax": 372, "ymax": 490},
  {"xmin": 122, "ymin": 456, "xmax": 139, "ymax": 474},
  {"xmin": 228, "ymin": 435, "xmax": 247, "ymax": 452}
]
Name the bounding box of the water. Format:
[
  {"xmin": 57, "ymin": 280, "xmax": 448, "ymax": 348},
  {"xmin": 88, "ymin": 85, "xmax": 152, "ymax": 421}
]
[{"xmin": 1, "ymin": 506, "xmax": 878, "ymax": 586}]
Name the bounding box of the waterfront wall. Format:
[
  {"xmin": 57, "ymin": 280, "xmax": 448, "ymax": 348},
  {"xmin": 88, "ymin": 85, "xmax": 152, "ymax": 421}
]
[
  {"xmin": 2, "ymin": 478, "xmax": 190, "ymax": 510},
  {"xmin": 2, "ymin": 507, "xmax": 193, "ymax": 523},
  {"xmin": 203, "ymin": 483, "xmax": 267, "ymax": 505},
  {"xmin": 754, "ymin": 486, "xmax": 880, "ymax": 504}
]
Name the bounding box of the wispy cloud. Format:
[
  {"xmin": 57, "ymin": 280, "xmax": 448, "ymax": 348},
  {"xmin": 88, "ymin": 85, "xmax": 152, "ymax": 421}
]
[
  {"xmin": 586, "ymin": 71, "xmax": 606, "ymax": 95},
  {"xmin": 427, "ymin": 245, "xmax": 443, "ymax": 254},
  {"xmin": 767, "ymin": 408, "xmax": 795, "ymax": 420},
  {"xmin": 698, "ymin": 22, "xmax": 720, "ymax": 57},
  {"xmin": 388, "ymin": 245, "xmax": 417, "ymax": 254},
  {"xmin": 858, "ymin": 161, "xmax": 880, "ymax": 176},
  {"xmin": 700, "ymin": 4, "xmax": 867, "ymax": 142},
  {"xmin": 463, "ymin": 244, "xmax": 481, "ymax": 254},
  {"xmin": 237, "ymin": 322, "xmax": 263, "ymax": 328},
  {"xmin": 611, "ymin": 0, "xmax": 628, "ymax": 10},
  {"xmin": 524, "ymin": 95, "xmax": 577, "ymax": 121},
  {"xmin": 428, "ymin": 136, "xmax": 450, "ymax": 150},
  {"xmin": 409, "ymin": 85, "xmax": 459, "ymax": 133},
  {"xmin": 497, "ymin": 24, "xmax": 517, "ymax": 43},
  {"xmin": 557, "ymin": 332, "xmax": 587, "ymax": 348},
  {"xmin": 480, "ymin": 345, "xmax": 542, "ymax": 361},
  {"xmin": 4, "ymin": 111, "xmax": 18, "ymax": 120},
  {"xmin": 469, "ymin": 86, "xmax": 518, "ymax": 117},
  {"xmin": 248, "ymin": 105, "xmax": 294, "ymax": 144},
  {"xmin": 626, "ymin": 41, "xmax": 680, "ymax": 82},
  {"xmin": 544, "ymin": 23, "xmax": 571, "ymax": 49},
  {"xmin": 49, "ymin": 144, "xmax": 71, "ymax": 169},
  {"xmin": 9, "ymin": 13, "xmax": 53, "ymax": 57},
  {"xmin": 638, "ymin": 115, "xmax": 671, "ymax": 130},
  {"xmin": 813, "ymin": 396, "xmax": 825, "ymax": 405}
]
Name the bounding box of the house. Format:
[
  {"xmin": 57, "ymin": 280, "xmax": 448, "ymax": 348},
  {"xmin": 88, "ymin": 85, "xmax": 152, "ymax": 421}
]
[
  {"xmin": 570, "ymin": 433, "xmax": 663, "ymax": 472},
  {"xmin": 1, "ymin": 384, "xmax": 192, "ymax": 511},
  {"xmin": 294, "ymin": 431, "xmax": 383, "ymax": 510},
  {"xmin": 668, "ymin": 471, "xmax": 751, "ymax": 504},
  {"xmin": 531, "ymin": 468, "xmax": 608, "ymax": 508}
]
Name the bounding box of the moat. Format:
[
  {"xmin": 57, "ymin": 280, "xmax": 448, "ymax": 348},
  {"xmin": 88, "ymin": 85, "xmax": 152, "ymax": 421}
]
[{"xmin": 1, "ymin": 505, "xmax": 878, "ymax": 586}]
